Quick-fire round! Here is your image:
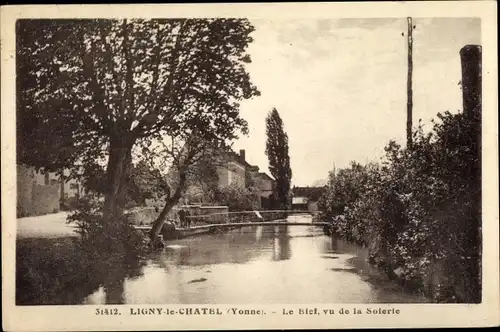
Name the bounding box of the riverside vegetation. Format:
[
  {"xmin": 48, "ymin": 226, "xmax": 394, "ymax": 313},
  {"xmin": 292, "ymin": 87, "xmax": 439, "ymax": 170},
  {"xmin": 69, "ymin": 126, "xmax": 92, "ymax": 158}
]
[{"xmin": 316, "ymin": 108, "xmax": 481, "ymax": 303}]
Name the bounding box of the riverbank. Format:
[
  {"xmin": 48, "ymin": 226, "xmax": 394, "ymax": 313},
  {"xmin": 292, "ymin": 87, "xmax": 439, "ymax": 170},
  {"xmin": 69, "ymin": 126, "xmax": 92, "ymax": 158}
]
[
  {"xmin": 324, "ymin": 237, "xmax": 430, "ymax": 303},
  {"xmin": 16, "ymin": 236, "xmax": 146, "ymax": 305}
]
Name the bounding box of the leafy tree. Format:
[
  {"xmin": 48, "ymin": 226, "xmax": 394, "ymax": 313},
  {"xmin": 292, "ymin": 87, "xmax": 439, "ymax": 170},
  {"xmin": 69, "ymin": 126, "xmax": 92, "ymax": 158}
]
[
  {"xmin": 317, "ymin": 109, "xmax": 481, "ymax": 302},
  {"xmin": 214, "ymin": 183, "xmax": 260, "ymax": 211},
  {"xmin": 127, "ymin": 160, "xmax": 171, "ymax": 207},
  {"xmin": 17, "ymin": 20, "xmax": 100, "ymax": 177},
  {"xmin": 183, "ymin": 153, "xmax": 221, "ymax": 204},
  {"xmin": 133, "ymin": 134, "xmax": 243, "ymax": 241},
  {"xmin": 17, "ymin": 19, "xmax": 260, "ymax": 247},
  {"xmin": 265, "ymin": 108, "xmax": 292, "ymax": 209}
]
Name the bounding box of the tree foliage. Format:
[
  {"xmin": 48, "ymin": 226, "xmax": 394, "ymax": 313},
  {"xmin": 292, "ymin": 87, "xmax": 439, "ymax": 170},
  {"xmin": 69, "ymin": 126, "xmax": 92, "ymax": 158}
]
[
  {"xmin": 182, "ymin": 153, "xmax": 221, "ymax": 204},
  {"xmin": 17, "ymin": 18, "xmax": 260, "ymax": 246},
  {"xmin": 17, "ymin": 20, "xmax": 98, "ymax": 174},
  {"xmin": 265, "ymin": 108, "xmax": 292, "ymax": 209},
  {"xmin": 214, "ymin": 183, "xmax": 260, "ymax": 211},
  {"xmin": 318, "ymin": 109, "xmax": 481, "ymax": 303}
]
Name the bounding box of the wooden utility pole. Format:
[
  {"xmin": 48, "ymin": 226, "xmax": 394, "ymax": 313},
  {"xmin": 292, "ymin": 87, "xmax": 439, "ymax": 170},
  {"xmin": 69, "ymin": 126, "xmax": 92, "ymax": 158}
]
[
  {"xmin": 460, "ymin": 45, "xmax": 482, "ymax": 120},
  {"xmin": 406, "ymin": 17, "xmax": 414, "ymax": 148}
]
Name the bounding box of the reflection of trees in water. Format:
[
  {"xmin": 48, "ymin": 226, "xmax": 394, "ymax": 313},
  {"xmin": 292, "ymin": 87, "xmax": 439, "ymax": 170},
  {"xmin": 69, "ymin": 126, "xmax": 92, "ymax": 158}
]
[
  {"xmin": 156, "ymin": 254, "xmax": 189, "ymax": 304},
  {"xmin": 323, "ymin": 236, "xmax": 338, "ymax": 254},
  {"xmin": 272, "ymin": 225, "xmax": 292, "ymax": 261},
  {"xmin": 16, "ymin": 238, "xmax": 145, "ymax": 305},
  {"xmin": 156, "ymin": 225, "xmax": 293, "ymax": 266},
  {"xmin": 156, "ymin": 226, "xmax": 278, "ymax": 267},
  {"xmin": 255, "ymin": 226, "xmax": 263, "ymax": 242},
  {"xmin": 103, "ymin": 268, "xmax": 126, "ymax": 304}
]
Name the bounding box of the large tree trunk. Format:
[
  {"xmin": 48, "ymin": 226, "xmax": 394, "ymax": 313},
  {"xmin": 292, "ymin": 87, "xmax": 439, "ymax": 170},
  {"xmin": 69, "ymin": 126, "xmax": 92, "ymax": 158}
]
[
  {"xmin": 102, "ymin": 135, "xmax": 134, "ymax": 251},
  {"xmin": 149, "ymin": 168, "xmax": 188, "ymax": 244}
]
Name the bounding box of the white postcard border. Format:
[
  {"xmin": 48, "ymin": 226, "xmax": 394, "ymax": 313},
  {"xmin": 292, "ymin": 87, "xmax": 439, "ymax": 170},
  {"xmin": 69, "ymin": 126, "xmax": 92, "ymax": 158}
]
[{"xmin": 1, "ymin": 2, "xmax": 498, "ymax": 330}]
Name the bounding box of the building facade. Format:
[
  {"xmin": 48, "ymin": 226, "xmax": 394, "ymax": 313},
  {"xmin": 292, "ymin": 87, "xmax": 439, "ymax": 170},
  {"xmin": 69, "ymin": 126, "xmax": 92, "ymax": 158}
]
[
  {"xmin": 216, "ymin": 150, "xmax": 247, "ymax": 188},
  {"xmin": 17, "ymin": 164, "xmax": 86, "ymax": 217},
  {"xmin": 250, "ymin": 169, "xmax": 275, "ymax": 209},
  {"xmin": 291, "ymin": 186, "xmax": 325, "ymax": 212},
  {"xmin": 182, "ymin": 149, "xmax": 275, "ymax": 209}
]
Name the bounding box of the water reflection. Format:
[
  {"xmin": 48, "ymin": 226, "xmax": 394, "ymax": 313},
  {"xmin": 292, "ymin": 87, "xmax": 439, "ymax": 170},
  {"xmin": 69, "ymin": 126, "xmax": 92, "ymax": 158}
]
[
  {"xmin": 159, "ymin": 226, "xmax": 277, "ymax": 266},
  {"xmin": 16, "ymin": 237, "xmax": 145, "ymax": 305},
  {"xmin": 330, "ymin": 236, "xmax": 338, "ymax": 251},
  {"xmin": 17, "ymin": 216, "xmax": 429, "ymax": 305},
  {"xmin": 103, "ymin": 271, "xmax": 125, "ymax": 305},
  {"xmin": 272, "ymin": 225, "xmax": 292, "ymax": 261},
  {"xmin": 255, "ymin": 225, "xmax": 263, "ymax": 242}
]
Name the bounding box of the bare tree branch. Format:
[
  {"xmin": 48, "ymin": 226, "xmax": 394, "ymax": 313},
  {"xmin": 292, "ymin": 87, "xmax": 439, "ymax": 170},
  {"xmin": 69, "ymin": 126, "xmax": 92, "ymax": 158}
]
[
  {"xmin": 121, "ymin": 19, "xmax": 135, "ymax": 125},
  {"xmin": 80, "ymin": 27, "xmax": 112, "ymax": 133},
  {"xmin": 133, "ymin": 20, "xmax": 188, "ymax": 137}
]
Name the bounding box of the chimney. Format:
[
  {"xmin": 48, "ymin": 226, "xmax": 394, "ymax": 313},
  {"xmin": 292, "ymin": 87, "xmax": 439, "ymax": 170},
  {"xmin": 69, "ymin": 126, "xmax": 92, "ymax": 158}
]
[
  {"xmin": 460, "ymin": 45, "xmax": 482, "ymax": 119},
  {"xmin": 239, "ymin": 149, "xmax": 246, "ymax": 163}
]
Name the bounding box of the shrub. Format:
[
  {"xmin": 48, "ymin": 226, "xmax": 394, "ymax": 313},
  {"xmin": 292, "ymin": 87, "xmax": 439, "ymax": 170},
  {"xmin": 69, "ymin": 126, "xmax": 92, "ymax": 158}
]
[
  {"xmin": 213, "ymin": 183, "xmax": 260, "ymax": 211},
  {"xmin": 67, "ymin": 196, "xmax": 149, "ymax": 257},
  {"xmin": 318, "ymin": 110, "xmax": 481, "ymax": 303}
]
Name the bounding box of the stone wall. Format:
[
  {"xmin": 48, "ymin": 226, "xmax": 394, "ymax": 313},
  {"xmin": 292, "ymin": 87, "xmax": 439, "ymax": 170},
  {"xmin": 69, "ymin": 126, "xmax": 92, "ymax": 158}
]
[
  {"xmin": 125, "ymin": 206, "xmax": 292, "ymax": 227},
  {"xmin": 32, "ymin": 184, "xmax": 60, "ymax": 215},
  {"xmin": 17, "ymin": 164, "xmax": 60, "ymax": 217},
  {"xmin": 17, "ymin": 165, "xmax": 34, "ymax": 217},
  {"xmin": 189, "ymin": 206, "xmax": 229, "ymax": 225},
  {"xmin": 125, "ymin": 205, "xmax": 230, "ymax": 226}
]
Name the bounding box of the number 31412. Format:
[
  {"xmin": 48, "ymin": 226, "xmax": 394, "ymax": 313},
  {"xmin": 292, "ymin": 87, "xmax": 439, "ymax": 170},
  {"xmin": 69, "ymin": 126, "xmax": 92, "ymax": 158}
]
[{"xmin": 95, "ymin": 308, "xmax": 120, "ymax": 315}]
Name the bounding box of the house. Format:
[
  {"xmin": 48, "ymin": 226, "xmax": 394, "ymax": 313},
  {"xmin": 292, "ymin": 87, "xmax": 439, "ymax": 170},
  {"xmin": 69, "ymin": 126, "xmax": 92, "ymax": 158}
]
[
  {"xmin": 291, "ymin": 186, "xmax": 325, "ymax": 212},
  {"xmin": 39, "ymin": 168, "xmax": 86, "ymax": 201},
  {"xmin": 222, "ymin": 150, "xmax": 276, "ymax": 209},
  {"xmin": 180, "ymin": 148, "xmax": 275, "ymax": 209},
  {"xmin": 216, "ymin": 149, "xmax": 249, "ymax": 188},
  {"xmin": 17, "ymin": 164, "xmax": 60, "ymax": 217},
  {"xmin": 17, "ymin": 164, "xmax": 86, "ymax": 217},
  {"xmin": 181, "ymin": 149, "xmax": 249, "ymax": 204},
  {"xmin": 249, "ymin": 167, "xmax": 275, "ymax": 209},
  {"xmin": 291, "ymin": 196, "xmax": 308, "ymax": 211}
]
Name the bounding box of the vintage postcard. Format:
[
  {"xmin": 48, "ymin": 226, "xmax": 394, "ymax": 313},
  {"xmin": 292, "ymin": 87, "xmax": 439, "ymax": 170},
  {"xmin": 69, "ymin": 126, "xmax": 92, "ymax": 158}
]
[{"xmin": 1, "ymin": 1, "xmax": 499, "ymax": 331}]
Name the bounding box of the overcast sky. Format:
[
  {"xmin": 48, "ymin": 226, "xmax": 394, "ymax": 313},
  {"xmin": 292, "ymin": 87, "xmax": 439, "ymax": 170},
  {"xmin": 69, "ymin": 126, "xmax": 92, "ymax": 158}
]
[{"xmin": 232, "ymin": 17, "xmax": 481, "ymax": 187}]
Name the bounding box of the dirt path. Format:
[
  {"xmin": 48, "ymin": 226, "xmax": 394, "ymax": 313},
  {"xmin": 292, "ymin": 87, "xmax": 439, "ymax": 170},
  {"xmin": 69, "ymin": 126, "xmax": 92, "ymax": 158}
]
[{"xmin": 17, "ymin": 212, "xmax": 78, "ymax": 239}]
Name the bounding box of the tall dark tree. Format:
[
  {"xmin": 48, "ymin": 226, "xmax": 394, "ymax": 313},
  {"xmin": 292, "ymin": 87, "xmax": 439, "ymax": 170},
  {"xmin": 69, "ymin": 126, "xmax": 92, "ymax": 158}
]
[
  {"xmin": 17, "ymin": 19, "xmax": 260, "ymax": 247},
  {"xmin": 265, "ymin": 108, "xmax": 292, "ymax": 209}
]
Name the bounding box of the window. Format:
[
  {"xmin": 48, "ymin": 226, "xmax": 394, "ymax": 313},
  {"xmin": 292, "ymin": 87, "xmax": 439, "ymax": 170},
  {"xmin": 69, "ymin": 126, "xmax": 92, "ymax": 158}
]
[{"xmin": 70, "ymin": 183, "xmax": 79, "ymax": 190}]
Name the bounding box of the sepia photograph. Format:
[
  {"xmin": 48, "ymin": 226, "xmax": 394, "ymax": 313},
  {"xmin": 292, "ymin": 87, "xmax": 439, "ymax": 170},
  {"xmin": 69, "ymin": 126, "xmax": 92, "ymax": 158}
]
[{"xmin": 1, "ymin": 2, "xmax": 498, "ymax": 331}]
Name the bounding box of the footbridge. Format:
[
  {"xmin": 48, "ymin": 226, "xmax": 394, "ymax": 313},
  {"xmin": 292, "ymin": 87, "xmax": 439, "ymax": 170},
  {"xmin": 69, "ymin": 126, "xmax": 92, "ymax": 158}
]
[
  {"xmin": 133, "ymin": 210, "xmax": 329, "ymax": 239},
  {"xmin": 135, "ymin": 219, "xmax": 329, "ymax": 232}
]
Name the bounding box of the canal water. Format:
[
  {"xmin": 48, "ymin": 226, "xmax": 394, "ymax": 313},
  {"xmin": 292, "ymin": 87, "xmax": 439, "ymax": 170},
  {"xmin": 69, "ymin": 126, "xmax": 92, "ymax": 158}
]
[{"xmin": 78, "ymin": 215, "xmax": 427, "ymax": 304}]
